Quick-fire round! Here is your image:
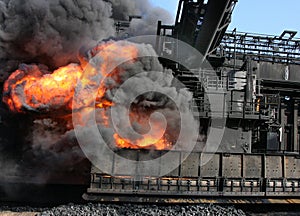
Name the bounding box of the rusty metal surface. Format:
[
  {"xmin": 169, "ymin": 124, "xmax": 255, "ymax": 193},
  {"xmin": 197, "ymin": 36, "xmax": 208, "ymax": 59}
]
[
  {"xmin": 222, "ymin": 154, "xmax": 242, "ymax": 178},
  {"xmin": 285, "ymin": 156, "xmax": 300, "ymax": 178},
  {"xmin": 180, "ymin": 152, "xmax": 200, "ymax": 177},
  {"xmin": 200, "ymin": 153, "xmax": 220, "ymax": 177},
  {"xmin": 243, "ymin": 155, "xmax": 262, "ymax": 178},
  {"xmin": 87, "ymin": 151, "xmax": 300, "ymax": 199},
  {"xmin": 166, "ymin": 151, "xmax": 181, "ymax": 177},
  {"xmin": 266, "ymin": 156, "xmax": 283, "ymax": 178},
  {"xmin": 113, "ymin": 150, "xmax": 138, "ymax": 176}
]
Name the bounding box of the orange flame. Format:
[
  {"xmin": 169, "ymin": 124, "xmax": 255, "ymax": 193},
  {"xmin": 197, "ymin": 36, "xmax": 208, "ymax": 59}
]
[
  {"xmin": 3, "ymin": 64, "xmax": 82, "ymax": 113},
  {"xmin": 3, "ymin": 41, "xmax": 172, "ymax": 150},
  {"xmin": 113, "ymin": 133, "xmax": 172, "ymax": 150}
]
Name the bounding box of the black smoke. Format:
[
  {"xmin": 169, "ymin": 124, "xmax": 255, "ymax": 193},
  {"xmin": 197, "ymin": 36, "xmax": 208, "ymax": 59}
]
[
  {"xmin": 0, "ymin": 0, "xmax": 173, "ymax": 82},
  {"xmin": 0, "ymin": 0, "xmax": 176, "ymax": 191}
]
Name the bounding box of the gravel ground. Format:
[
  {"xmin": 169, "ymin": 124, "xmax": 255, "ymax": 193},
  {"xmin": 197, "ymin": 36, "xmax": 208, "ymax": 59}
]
[
  {"xmin": 0, "ymin": 213, "xmax": 37, "ymax": 216},
  {"xmin": 0, "ymin": 203, "xmax": 246, "ymax": 216}
]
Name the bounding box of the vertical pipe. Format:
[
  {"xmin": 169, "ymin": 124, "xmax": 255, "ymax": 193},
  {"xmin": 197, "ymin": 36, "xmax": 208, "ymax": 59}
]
[
  {"xmin": 293, "ymin": 101, "xmax": 298, "ymax": 152},
  {"xmin": 280, "ymin": 104, "xmax": 286, "ymax": 151},
  {"xmin": 257, "ymin": 63, "xmax": 261, "ymax": 96},
  {"xmin": 155, "ymin": 21, "xmax": 162, "ymax": 54},
  {"xmin": 233, "ymin": 28, "xmax": 237, "ymax": 71},
  {"xmin": 156, "ymin": 20, "xmax": 162, "ymax": 36},
  {"xmin": 245, "ymin": 58, "xmax": 253, "ymax": 109}
]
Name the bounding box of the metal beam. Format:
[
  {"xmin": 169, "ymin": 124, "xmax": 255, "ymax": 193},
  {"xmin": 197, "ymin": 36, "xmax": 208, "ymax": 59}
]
[{"xmin": 195, "ymin": 0, "xmax": 235, "ymax": 58}]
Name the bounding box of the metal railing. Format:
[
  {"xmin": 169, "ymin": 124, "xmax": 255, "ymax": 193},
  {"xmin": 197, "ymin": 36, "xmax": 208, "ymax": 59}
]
[{"xmin": 220, "ymin": 31, "xmax": 300, "ymax": 65}]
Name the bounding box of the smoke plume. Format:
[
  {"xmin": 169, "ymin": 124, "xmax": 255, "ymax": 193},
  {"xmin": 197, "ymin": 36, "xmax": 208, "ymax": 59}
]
[
  {"xmin": 0, "ymin": 0, "xmax": 181, "ymax": 188},
  {"xmin": 108, "ymin": 0, "xmax": 173, "ymax": 36},
  {"xmin": 0, "ymin": 0, "xmax": 173, "ymax": 82},
  {"xmin": 0, "ymin": 0, "xmax": 117, "ymax": 82}
]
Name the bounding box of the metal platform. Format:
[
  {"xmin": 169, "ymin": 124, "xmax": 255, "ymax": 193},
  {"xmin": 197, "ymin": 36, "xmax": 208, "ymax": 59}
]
[{"xmin": 85, "ymin": 150, "xmax": 300, "ymax": 200}]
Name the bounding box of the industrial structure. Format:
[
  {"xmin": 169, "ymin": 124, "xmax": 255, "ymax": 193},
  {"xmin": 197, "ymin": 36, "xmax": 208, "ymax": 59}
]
[
  {"xmin": 85, "ymin": 0, "xmax": 300, "ymax": 202},
  {"xmin": 0, "ymin": 0, "xmax": 300, "ymax": 204}
]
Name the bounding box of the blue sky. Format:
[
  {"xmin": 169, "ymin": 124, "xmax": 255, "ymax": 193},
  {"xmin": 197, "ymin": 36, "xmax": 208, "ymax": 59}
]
[{"xmin": 150, "ymin": 0, "xmax": 300, "ymax": 37}]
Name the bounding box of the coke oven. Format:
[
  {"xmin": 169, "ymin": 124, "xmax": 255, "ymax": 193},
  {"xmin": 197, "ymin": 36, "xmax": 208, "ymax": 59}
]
[
  {"xmin": 84, "ymin": 0, "xmax": 300, "ymax": 202},
  {"xmin": 0, "ymin": 0, "xmax": 300, "ymax": 204}
]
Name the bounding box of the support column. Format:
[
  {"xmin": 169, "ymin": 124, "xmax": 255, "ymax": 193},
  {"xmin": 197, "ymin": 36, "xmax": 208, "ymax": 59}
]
[
  {"xmin": 293, "ymin": 101, "xmax": 299, "ymax": 152},
  {"xmin": 280, "ymin": 103, "xmax": 287, "ymax": 151}
]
